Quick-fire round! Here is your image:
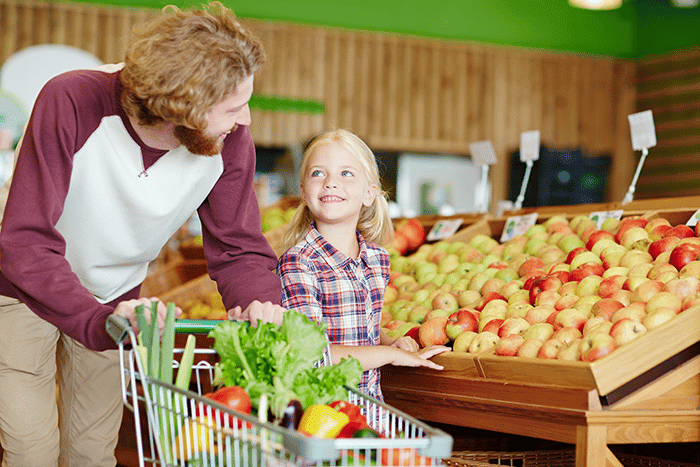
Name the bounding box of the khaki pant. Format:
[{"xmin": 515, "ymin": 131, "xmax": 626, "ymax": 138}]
[{"xmin": 0, "ymin": 296, "xmax": 123, "ymax": 467}]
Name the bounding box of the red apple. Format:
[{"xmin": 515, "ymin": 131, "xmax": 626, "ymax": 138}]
[
  {"xmin": 445, "ymin": 309, "xmax": 479, "ymax": 340},
  {"xmin": 609, "ymin": 289, "xmax": 633, "ymax": 306},
  {"xmin": 669, "ymin": 243, "xmax": 700, "ymax": 271},
  {"xmin": 648, "ymin": 236, "xmax": 681, "ymax": 260},
  {"xmin": 516, "ymin": 338, "xmax": 544, "ymax": 358},
  {"xmin": 554, "ymin": 293, "xmax": 579, "ymax": 311},
  {"xmin": 481, "ymin": 318, "xmax": 505, "ymax": 335},
  {"xmin": 630, "ymin": 279, "xmax": 664, "ymax": 303},
  {"xmin": 591, "ymin": 298, "xmax": 625, "ymax": 320},
  {"xmin": 609, "ymin": 318, "xmax": 647, "ymax": 346},
  {"xmin": 528, "ymin": 275, "xmax": 563, "ymax": 304},
  {"xmin": 579, "ymin": 333, "xmax": 617, "ymax": 362},
  {"xmin": 475, "ymin": 291, "xmax": 507, "ymax": 311},
  {"xmin": 525, "ymin": 305, "xmax": 556, "ymax": 325},
  {"xmin": 585, "ymin": 230, "xmax": 615, "ymax": 252},
  {"xmin": 497, "ymin": 317, "xmax": 530, "ymax": 337},
  {"xmin": 550, "ymin": 308, "xmax": 588, "ymax": 332},
  {"xmin": 611, "ymin": 302, "xmax": 647, "ymax": 323},
  {"xmin": 535, "ymin": 290, "xmax": 562, "ymax": 308},
  {"xmin": 536, "ymin": 338, "xmax": 566, "ymax": 359},
  {"xmin": 645, "ymin": 291, "xmax": 682, "ymax": 315},
  {"xmin": 518, "ymin": 257, "xmax": 545, "ymax": 278},
  {"xmin": 598, "ymin": 275, "xmax": 627, "ymax": 299},
  {"xmin": 663, "ymin": 276, "xmax": 700, "ymax": 303},
  {"xmin": 565, "ymin": 247, "xmax": 589, "ymax": 265},
  {"xmin": 569, "ymin": 262, "xmax": 605, "ymax": 282},
  {"xmin": 418, "ymin": 316, "xmax": 449, "ymax": 348},
  {"xmin": 494, "ymin": 334, "xmax": 525, "ymax": 356},
  {"xmin": 551, "ymin": 326, "xmax": 583, "ymax": 346},
  {"xmin": 663, "ymin": 224, "xmax": 695, "ymax": 240},
  {"xmin": 614, "ymin": 218, "xmax": 648, "ymax": 244}
]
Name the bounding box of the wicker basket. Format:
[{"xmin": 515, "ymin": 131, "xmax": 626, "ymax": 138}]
[{"xmin": 445, "ymin": 450, "xmax": 700, "ymax": 467}]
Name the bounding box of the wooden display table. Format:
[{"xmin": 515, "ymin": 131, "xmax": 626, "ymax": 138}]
[{"xmin": 381, "ymin": 315, "xmax": 700, "ymax": 467}]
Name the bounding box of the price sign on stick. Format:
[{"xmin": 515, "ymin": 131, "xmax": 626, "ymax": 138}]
[
  {"xmin": 589, "ymin": 210, "xmax": 623, "ymax": 229},
  {"xmin": 519, "ymin": 131, "xmax": 541, "ymax": 162},
  {"xmin": 623, "ymin": 110, "xmax": 657, "ymax": 205},
  {"xmin": 469, "ymin": 140, "xmax": 497, "ymax": 213},
  {"xmin": 469, "ymin": 140, "xmax": 497, "ymax": 166},
  {"xmin": 426, "ymin": 219, "xmax": 464, "ymax": 242},
  {"xmin": 514, "ymin": 131, "xmax": 540, "ymax": 210},
  {"xmin": 500, "ymin": 213, "xmax": 538, "ymax": 243},
  {"xmin": 628, "ymin": 110, "xmax": 657, "ymax": 151},
  {"xmin": 686, "ymin": 209, "xmax": 700, "ymax": 228}
]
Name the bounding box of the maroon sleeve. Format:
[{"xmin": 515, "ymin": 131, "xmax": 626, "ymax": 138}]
[
  {"xmin": 198, "ymin": 125, "xmax": 283, "ymax": 309},
  {"xmin": 0, "ymin": 71, "xmax": 118, "ymax": 351}
]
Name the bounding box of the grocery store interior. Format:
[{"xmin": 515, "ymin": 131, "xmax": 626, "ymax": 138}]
[{"xmin": 1, "ymin": 0, "xmax": 699, "ymax": 465}]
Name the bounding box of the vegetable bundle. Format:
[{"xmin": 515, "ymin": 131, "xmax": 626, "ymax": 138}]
[{"xmin": 209, "ymin": 311, "xmax": 363, "ymax": 420}]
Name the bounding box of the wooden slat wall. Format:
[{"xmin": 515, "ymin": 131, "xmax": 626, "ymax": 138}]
[
  {"xmin": 0, "ymin": 0, "xmax": 638, "ymax": 211},
  {"xmin": 635, "ymin": 46, "xmax": 700, "ymax": 199}
]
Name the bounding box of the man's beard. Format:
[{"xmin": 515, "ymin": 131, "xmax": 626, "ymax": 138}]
[{"xmin": 174, "ymin": 125, "xmax": 235, "ymax": 156}]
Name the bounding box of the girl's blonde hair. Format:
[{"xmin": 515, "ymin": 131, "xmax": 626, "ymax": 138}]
[
  {"xmin": 120, "ymin": 1, "xmax": 265, "ymax": 130},
  {"xmin": 283, "ymin": 129, "xmax": 394, "ymax": 250}
]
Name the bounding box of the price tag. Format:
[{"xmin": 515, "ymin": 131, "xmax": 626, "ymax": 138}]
[
  {"xmin": 426, "ymin": 219, "xmax": 464, "ymax": 242},
  {"xmin": 469, "ymin": 140, "xmax": 497, "ymax": 166},
  {"xmin": 686, "ymin": 208, "xmax": 700, "ymax": 227},
  {"xmin": 519, "ymin": 131, "xmax": 540, "ymax": 162},
  {"xmin": 499, "ymin": 213, "xmax": 538, "ymax": 243},
  {"xmin": 628, "ymin": 110, "xmax": 657, "ymax": 151},
  {"xmin": 589, "ymin": 210, "xmax": 623, "ymax": 229}
]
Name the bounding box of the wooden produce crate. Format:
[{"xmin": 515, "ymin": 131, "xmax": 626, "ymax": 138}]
[{"xmin": 140, "ymin": 259, "xmax": 207, "ymax": 298}]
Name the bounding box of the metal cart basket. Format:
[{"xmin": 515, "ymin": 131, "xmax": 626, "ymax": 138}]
[{"xmin": 107, "ymin": 315, "xmax": 453, "ymax": 467}]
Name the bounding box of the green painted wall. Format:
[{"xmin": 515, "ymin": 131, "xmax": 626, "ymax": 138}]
[{"xmin": 68, "ymin": 0, "xmax": 698, "ymax": 57}]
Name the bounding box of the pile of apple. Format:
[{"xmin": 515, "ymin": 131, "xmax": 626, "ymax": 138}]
[{"xmin": 383, "ymin": 214, "xmax": 700, "ymax": 362}]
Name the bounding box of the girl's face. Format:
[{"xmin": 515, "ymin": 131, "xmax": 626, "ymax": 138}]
[{"xmin": 301, "ymin": 141, "xmax": 376, "ymax": 230}]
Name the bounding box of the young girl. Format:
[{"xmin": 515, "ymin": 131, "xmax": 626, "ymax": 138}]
[{"xmin": 277, "ymin": 129, "xmax": 450, "ymax": 401}]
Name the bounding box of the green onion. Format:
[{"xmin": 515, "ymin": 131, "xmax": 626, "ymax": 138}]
[
  {"xmin": 175, "ymin": 334, "xmax": 196, "ymax": 391},
  {"xmin": 159, "ymin": 303, "xmax": 176, "ymax": 384}
]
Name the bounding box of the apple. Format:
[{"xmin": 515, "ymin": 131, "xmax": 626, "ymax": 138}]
[
  {"xmin": 535, "ymin": 290, "xmax": 562, "ymax": 308},
  {"xmin": 648, "ymin": 236, "xmax": 681, "ymax": 260},
  {"xmin": 601, "ymin": 217, "xmax": 621, "ymax": 233},
  {"xmin": 565, "ymin": 246, "xmax": 588, "ymax": 265},
  {"xmin": 630, "ymin": 279, "xmax": 664, "ymax": 303},
  {"xmin": 623, "ymin": 275, "xmax": 649, "ymax": 293},
  {"xmin": 619, "ymin": 249, "xmax": 653, "ymax": 270},
  {"xmin": 476, "ymin": 292, "xmax": 507, "ymax": 311},
  {"xmin": 521, "ymin": 322, "xmax": 555, "ymax": 342},
  {"xmin": 499, "ymin": 278, "xmax": 525, "ymax": 299},
  {"xmin": 525, "ymin": 305, "xmax": 556, "ymax": 325},
  {"xmin": 627, "ymin": 262, "xmax": 654, "ymax": 279},
  {"xmin": 572, "ymin": 294, "xmax": 601, "ymax": 314},
  {"xmin": 516, "ymin": 338, "xmax": 544, "ymax": 358},
  {"xmin": 602, "ymin": 266, "xmax": 629, "ymax": 278},
  {"xmin": 495, "ymin": 268, "xmax": 520, "ymax": 285},
  {"xmin": 481, "ymin": 278, "xmax": 507, "ymax": 296},
  {"xmin": 494, "ymin": 334, "xmax": 525, "ymax": 356},
  {"xmin": 393, "ymin": 302, "xmax": 417, "ymax": 321},
  {"xmin": 467, "ymin": 331, "xmax": 500, "ymax": 354},
  {"xmin": 395, "ymin": 322, "xmax": 420, "ymax": 339},
  {"xmin": 620, "ymin": 226, "xmax": 650, "ymax": 249},
  {"xmin": 645, "ymin": 217, "xmax": 672, "ymax": 235},
  {"xmin": 551, "ymin": 326, "xmax": 582, "ymax": 346},
  {"xmin": 546, "ymin": 220, "xmax": 573, "ymax": 235},
  {"xmin": 679, "ymin": 261, "xmax": 700, "ymax": 278},
  {"xmin": 497, "ymin": 317, "xmax": 530, "ymax": 337},
  {"xmin": 558, "ymin": 281, "xmax": 579, "ymax": 297},
  {"xmin": 663, "ymin": 276, "xmax": 700, "ymax": 302},
  {"xmin": 585, "ymin": 229, "xmax": 615, "ymax": 252},
  {"xmin": 437, "ymin": 254, "xmax": 461, "ymax": 274},
  {"xmin": 507, "ymin": 289, "xmax": 530, "ymax": 305},
  {"xmin": 456, "ymin": 289, "xmax": 481, "ymax": 308},
  {"xmin": 528, "ymin": 275, "xmax": 563, "ymax": 304},
  {"xmin": 570, "ymin": 251, "xmax": 603, "ymax": 270},
  {"xmin": 445, "ymin": 309, "xmax": 479, "ymax": 340},
  {"xmin": 614, "ymin": 217, "xmax": 648, "ymax": 244},
  {"xmin": 554, "ymin": 293, "xmax": 579, "ymax": 311},
  {"xmin": 610, "ymin": 318, "xmax": 647, "ymax": 346},
  {"xmin": 418, "ymin": 316, "xmax": 449, "ymax": 347},
  {"xmin": 642, "ymin": 307, "xmax": 676, "ymax": 330},
  {"xmin": 505, "ymin": 301, "xmax": 533, "ymax": 319},
  {"xmin": 479, "ymin": 303, "xmax": 508, "ymax": 325},
  {"xmin": 557, "ymin": 338, "xmax": 583, "ymax": 361},
  {"xmin": 407, "ymin": 305, "xmax": 432, "ymax": 324},
  {"xmin": 536, "ymin": 338, "xmax": 566, "ymax": 359},
  {"xmin": 551, "ymin": 308, "xmax": 588, "ymax": 332},
  {"xmin": 524, "ymin": 237, "xmax": 548, "ymax": 256},
  {"xmin": 557, "ymin": 233, "xmax": 586, "ymax": 254},
  {"xmin": 579, "ymin": 333, "xmax": 617, "ymax": 362},
  {"xmin": 682, "ymin": 293, "xmax": 700, "ymax": 312},
  {"xmin": 598, "ymin": 275, "xmax": 627, "ymax": 299},
  {"xmin": 611, "ymin": 303, "xmax": 647, "ymax": 323},
  {"xmin": 591, "ymin": 238, "xmax": 617, "ymax": 257},
  {"xmin": 452, "ymin": 330, "xmax": 478, "ymax": 352},
  {"xmin": 574, "ymin": 217, "xmax": 598, "ymax": 238},
  {"xmin": 468, "ymin": 272, "xmax": 492, "ymax": 294},
  {"xmin": 381, "ymin": 309, "xmax": 393, "ymax": 327},
  {"xmin": 518, "ymin": 257, "xmax": 545, "ymax": 278},
  {"xmin": 669, "ymin": 243, "xmax": 700, "ymax": 271},
  {"xmin": 663, "ymin": 224, "xmax": 695, "ymax": 240},
  {"xmin": 590, "ymin": 298, "xmax": 625, "ymax": 320},
  {"xmin": 431, "ymin": 292, "xmax": 459, "ymax": 312},
  {"xmin": 601, "ymin": 243, "xmax": 629, "ymax": 269},
  {"xmin": 645, "ymin": 291, "xmax": 682, "ymax": 315},
  {"xmin": 398, "ymin": 218, "xmax": 426, "ymax": 250},
  {"xmin": 647, "ymin": 262, "xmax": 678, "ymax": 281},
  {"xmin": 569, "ymin": 262, "xmax": 604, "ymax": 282},
  {"xmin": 481, "ymin": 318, "xmax": 505, "ymax": 334},
  {"xmin": 582, "ymin": 316, "xmax": 608, "ymax": 335},
  {"xmin": 576, "ymin": 275, "xmax": 603, "ymax": 297},
  {"xmin": 609, "ymin": 289, "xmax": 633, "ymax": 306}
]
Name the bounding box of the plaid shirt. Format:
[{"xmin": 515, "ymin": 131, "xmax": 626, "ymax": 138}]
[{"xmin": 277, "ymin": 224, "xmax": 390, "ymax": 400}]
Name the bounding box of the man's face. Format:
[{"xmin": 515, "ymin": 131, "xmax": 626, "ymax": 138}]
[{"xmin": 175, "ymin": 75, "xmax": 254, "ymax": 156}]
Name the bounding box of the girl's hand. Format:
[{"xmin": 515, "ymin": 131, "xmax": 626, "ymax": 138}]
[
  {"xmin": 391, "ymin": 336, "xmax": 419, "ymax": 352},
  {"xmin": 390, "ymin": 345, "xmax": 451, "ymax": 370}
]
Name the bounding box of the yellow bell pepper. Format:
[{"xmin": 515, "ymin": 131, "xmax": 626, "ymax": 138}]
[{"xmin": 298, "ymin": 404, "xmax": 349, "ymax": 438}]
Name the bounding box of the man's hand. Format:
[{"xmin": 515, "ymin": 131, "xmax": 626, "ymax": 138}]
[
  {"xmin": 112, "ymin": 297, "xmax": 182, "ymax": 337},
  {"xmin": 227, "ymin": 300, "xmax": 287, "ymax": 326}
]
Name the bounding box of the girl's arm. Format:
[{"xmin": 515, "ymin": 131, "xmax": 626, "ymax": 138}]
[{"xmin": 330, "ymin": 343, "xmax": 450, "ymax": 371}]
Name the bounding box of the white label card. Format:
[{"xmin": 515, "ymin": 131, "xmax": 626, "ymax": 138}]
[
  {"xmin": 589, "ymin": 210, "xmax": 623, "ymax": 229},
  {"xmin": 519, "ymin": 131, "xmax": 540, "ymax": 162},
  {"xmin": 628, "ymin": 110, "xmax": 657, "ymax": 151},
  {"xmin": 469, "ymin": 140, "xmax": 498, "ymax": 165},
  {"xmin": 500, "ymin": 213, "xmax": 538, "ymax": 243},
  {"xmin": 426, "ymin": 219, "xmax": 464, "ymax": 242},
  {"xmin": 686, "ymin": 208, "xmax": 700, "ymax": 227}
]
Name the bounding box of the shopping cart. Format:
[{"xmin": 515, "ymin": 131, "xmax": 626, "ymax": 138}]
[{"xmin": 106, "ymin": 315, "xmax": 453, "ymax": 467}]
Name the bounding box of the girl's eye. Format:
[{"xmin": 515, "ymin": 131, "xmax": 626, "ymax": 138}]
[
  {"xmin": 341, "ymin": 170, "xmax": 353, "ymax": 177},
  {"xmin": 310, "ymin": 169, "xmax": 323, "ymax": 177}
]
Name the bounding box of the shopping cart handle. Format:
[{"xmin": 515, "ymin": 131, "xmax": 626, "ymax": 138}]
[{"xmin": 106, "ymin": 314, "xmax": 132, "ymax": 345}]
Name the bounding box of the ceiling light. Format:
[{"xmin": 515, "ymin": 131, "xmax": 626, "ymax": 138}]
[
  {"xmin": 672, "ymin": 0, "xmax": 699, "ymax": 7},
  {"xmin": 569, "ymin": 0, "xmax": 622, "ymax": 10}
]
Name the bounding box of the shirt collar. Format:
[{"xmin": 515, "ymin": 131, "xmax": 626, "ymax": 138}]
[{"xmin": 306, "ymin": 223, "xmax": 370, "ymax": 268}]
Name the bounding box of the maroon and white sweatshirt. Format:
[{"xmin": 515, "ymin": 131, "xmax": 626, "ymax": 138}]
[{"xmin": 0, "ymin": 65, "xmax": 282, "ymax": 351}]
